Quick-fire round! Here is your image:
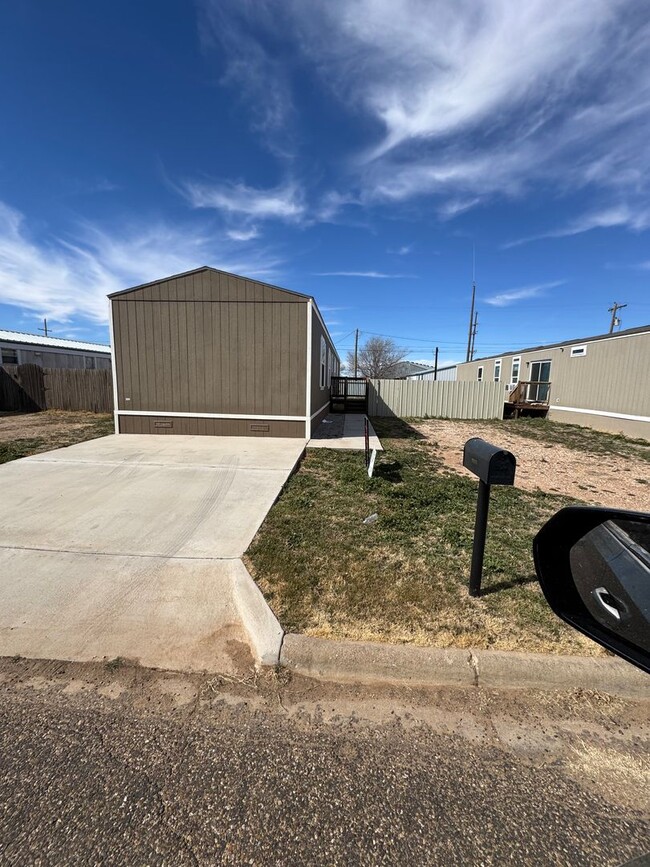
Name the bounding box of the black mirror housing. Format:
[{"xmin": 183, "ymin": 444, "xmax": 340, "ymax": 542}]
[{"xmin": 533, "ymin": 506, "xmax": 650, "ymax": 674}]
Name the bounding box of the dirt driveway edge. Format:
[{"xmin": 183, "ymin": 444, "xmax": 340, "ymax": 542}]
[{"xmin": 280, "ymin": 634, "xmax": 649, "ymax": 699}]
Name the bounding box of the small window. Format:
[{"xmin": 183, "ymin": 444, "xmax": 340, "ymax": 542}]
[
  {"xmin": 1, "ymin": 348, "xmax": 18, "ymax": 365},
  {"xmin": 85, "ymin": 356, "xmax": 96, "ymax": 369},
  {"xmin": 494, "ymin": 359, "xmax": 502, "ymax": 382},
  {"xmin": 570, "ymin": 345, "xmax": 587, "ymax": 358},
  {"xmin": 320, "ymin": 336, "xmax": 327, "ymax": 389},
  {"xmin": 477, "ymin": 366, "xmax": 484, "ymax": 382},
  {"xmin": 511, "ymin": 356, "xmax": 521, "ymax": 385}
]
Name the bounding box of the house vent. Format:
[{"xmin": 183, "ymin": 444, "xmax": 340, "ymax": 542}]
[
  {"xmin": 570, "ymin": 345, "xmax": 587, "ymax": 357},
  {"xmin": 154, "ymin": 421, "xmax": 173, "ymax": 428},
  {"xmin": 250, "ymin": 423, "xmax": 270, "ymax": 432}
]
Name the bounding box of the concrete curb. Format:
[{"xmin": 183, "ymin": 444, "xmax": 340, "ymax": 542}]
[
  {"xmin": 280, "ymin": 634, "xmax": 649, "ymax": 699},
  {"xmin": 231, "ymin": 561, "xmax": 283, "ymax": 667}
]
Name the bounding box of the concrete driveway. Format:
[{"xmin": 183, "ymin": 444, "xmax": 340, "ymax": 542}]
[{"xmin": 0, "ymin": 435, "xmax": 304, "ymax": 673}]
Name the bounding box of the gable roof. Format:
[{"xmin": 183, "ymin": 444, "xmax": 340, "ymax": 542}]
[
  {"xmin": 107, "ymin": 266, "xmax": 310, "ymax": 301},
  {"xmin": 0, "ymin": 329, "xmax": 110, "ymax": 354},
  {"xmin": 107, "ymin": 266, "xmax": 339, "ymax": 362},
  {"xmin": 383, "ymin": 360, "xmax": 435, "ymax": 379}
]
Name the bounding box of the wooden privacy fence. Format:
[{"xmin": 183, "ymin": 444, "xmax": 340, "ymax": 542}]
[
  {"xmin": 368, "ymin": 379, "xmax": 504, "ymax": 420},
  {"xmin": 0, "ymin": 364, "xmax": 113, "ymax": 413}
]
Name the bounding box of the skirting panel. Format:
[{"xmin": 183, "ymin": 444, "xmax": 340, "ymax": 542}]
[{"xmin": 118, "ymin": 414, "xmax": 306, "ymax": 438}]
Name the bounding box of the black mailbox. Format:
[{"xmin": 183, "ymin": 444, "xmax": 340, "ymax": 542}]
[{"xmin": 463, "ymin": 438, "xmax": 516, "ymax": 486}]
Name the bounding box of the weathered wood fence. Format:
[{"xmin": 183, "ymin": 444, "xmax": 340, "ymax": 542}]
[
  {"xmin": 0, "ymin": 364, "xmax": 113, "ymax": 413},
  {"xmin": 368, "ymin": 379, "xmax": 504, "ymax": 420}
]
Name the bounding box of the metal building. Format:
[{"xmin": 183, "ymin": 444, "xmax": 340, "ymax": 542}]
[
  {"xmin": 109, "ymin": 267, "xmax": 339, "ymax": 439},
  {"xmin": 0, "ymin": 329, "xmax": 111, "ymax": 370},
  {"xmin": 456, "ymin": 325, "xmax": 650, "ymax": 440},
  {"xmin": 405, "ymin": 363, "xmax": 457, "ymax": 382}
]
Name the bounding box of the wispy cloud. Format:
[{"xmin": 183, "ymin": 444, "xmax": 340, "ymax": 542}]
[
  {"xmin": 485, "ymin": 280, "xmax": 565, "ymax": 307},
  {"xmin": 180, "ymin": 179, "xmax": 305, "ymax": 221},
  {"xmin": 0, "ymin": 201, "xmax": 281, "ymax": 324},
  {"xmin": 201, "ymin": 1, "xmax": 650, "ymax": 223},
  {"xmin": 197, "ymin": 1, "xmax": 295, "ymax": 156},
  {"xmin": 314, "ymin": 271, "xmax": 415, "ymax": 278},
  {"xmin": 503, "ymin": 205, "xmax": 650, "ymax": 249},
  {"xmin": 226, "ymin": 226, "xmax": 260, "ymax": 242},
  {"xmin": 388, "ymin": 244, "xmax": 413, "ymax": 255}
]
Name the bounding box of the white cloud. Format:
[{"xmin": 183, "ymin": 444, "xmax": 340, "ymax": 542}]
[
  {"xmin": 485, "ymin": 280, "xmax": 565, "ymax": 307},
  {"xmin": 201, "ymin": 1, "xmax": 650, "ymax": 222},
  {"xmin": 315, "ymin": 271, "xmax": 415, "ymax": 278},
  {"xmin": 388, "ymin": 244, "xmax": 413, "ymax": 255},
  {"xmin": 0, "ymin": 202, "xmax": 281, "ymax": 324},
  {"xmin": 198, "ymin": 0, "xmax": 294, "ymax": 150},
  {"xmin": 181, "ymin": 179, "xmax": 305, "ymax": 221},
  {"xmin": 503, "ymin": 205, "xmax": 650, "ymax": 248},
  {"xmin": 226, "ymin": 226, "xmax": 260, "ymax": 242}
]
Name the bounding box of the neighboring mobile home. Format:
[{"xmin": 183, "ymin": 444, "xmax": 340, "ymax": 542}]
[
  {"xmin": 0, "ymin": 329, "xmax": 111, "ymax": 370},
  {"xmin": 456, "ymin": 325, "xmax": 650, "ymax": 440},
  {"xmin": 405, "ymin": 363, "xmax": 457, "ymax": 382},
  {"xmin": 109, "ymin": 267, "xmax": 339, "ymax": 439}
]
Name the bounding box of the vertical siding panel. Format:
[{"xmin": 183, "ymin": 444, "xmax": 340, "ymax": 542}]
[
  {"xmin": 220, "ymin": 301, "xmax": 232, "ymax": 413},
  {"xmin": 128, "ymin": 301, "xmax": 140, "ymax": 410},
  {"xmin": 157, "ymin": 280, "xmax": 170, "ymax": 413},
  {"xmin": 179, "ymin": 301, "xmax": 190, "ymax": 413},
  {"xmin": 142, "ymin": 300, "xmax": 156, "ymax": 410}
]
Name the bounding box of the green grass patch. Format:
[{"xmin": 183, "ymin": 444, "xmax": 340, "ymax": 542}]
[{"xmin": 246, "ymin": 416, "xmax": 602, "ymax": 655}]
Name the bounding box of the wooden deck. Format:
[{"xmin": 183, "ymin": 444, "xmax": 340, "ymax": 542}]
[
  {"xmin": 330, "ymin": 377, "xmax": 368, "ymax": 414},
  {"xmin": 504, "ymin": 380, "xmax": 551, "ymax": 418}
]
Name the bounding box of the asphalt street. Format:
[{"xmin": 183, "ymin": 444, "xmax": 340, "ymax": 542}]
[{"xmin": 0, "ymin": 657, "xmax": 648, "ymax": 866}]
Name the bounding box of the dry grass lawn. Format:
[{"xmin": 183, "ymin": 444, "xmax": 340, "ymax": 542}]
[
  {"xmin": 0, "ymin": 410, "xmax": 113, "ymax": 463},
  {"xmin": 245, "ymin": 416, "xmax": 632, "ymax": 656},
  {"xmin": 414, "ymin": 417, "xmax": 649, "ymax": 511}
]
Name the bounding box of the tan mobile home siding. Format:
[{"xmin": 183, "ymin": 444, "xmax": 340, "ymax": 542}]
[
  {"xmin": 457, "ymin": 329, "xmax": 650, "ymax": 439},
  {"xmin": 112, "ymin": 269, "xmax": 309, "ymax": 438}
]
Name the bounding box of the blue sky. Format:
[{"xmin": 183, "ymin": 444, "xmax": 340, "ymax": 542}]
[{"xmin": 1, "ymin": 1, "xmax": 649, "ymax": 366}]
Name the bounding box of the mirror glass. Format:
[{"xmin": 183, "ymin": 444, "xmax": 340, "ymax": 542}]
[{"xmin": 569, "ymin": 519, "xmax": 650, "ymax": 654}]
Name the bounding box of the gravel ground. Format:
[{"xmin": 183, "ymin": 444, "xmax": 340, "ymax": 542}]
[
  {"xmin": 415, "ymin": 419, "xmax": 650, "ymax": 510},
  {"xmin": 0, "ymin": 657, "xmax": 648, "ymax": 866}
]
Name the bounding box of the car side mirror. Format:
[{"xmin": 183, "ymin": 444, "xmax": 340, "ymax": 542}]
[{"xmin": 533, "ymin": 506, "xmax": 650, "ymax": 674}]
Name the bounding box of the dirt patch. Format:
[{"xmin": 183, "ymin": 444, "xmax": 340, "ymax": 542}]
[
  {"xmin": 414, "ymin": 419, "xmax": 650, "ymax": 511},
  {"xmin": 0, "ymin": 410, "xmax": 113, "ymax": 461}
]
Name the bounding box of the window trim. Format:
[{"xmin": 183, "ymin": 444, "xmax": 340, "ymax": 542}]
[
  {"xmin": 510, "ymin": 356, "xmax": 521, "ymax": 385},
  {"xmin": 319, "ymin": 336, "xmax": 327, "ymax": 389},
  {"xmin": 570, "ymin": 345, "xmax": 587, "ymax": 358},
  {"xmin": 477, "ymin": 365, "xmax": 484, "ymax": 382},
  {"xmin": 1, "ymin": 348, "xmax": 19, "ymax": 365},
  {"xmin": 493, "ymin": 358, "xmax": 502, "ymax": 382}
]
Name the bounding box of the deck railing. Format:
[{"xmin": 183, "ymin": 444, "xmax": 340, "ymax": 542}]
[{"xmin": 508, "ymin": 380, "xmax": 552, "ymax": 405}]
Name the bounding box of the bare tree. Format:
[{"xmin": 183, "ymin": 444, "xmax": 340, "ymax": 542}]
[{"xmin": 346, "ymin": 336, "xmax": 407, "ymax": 378}]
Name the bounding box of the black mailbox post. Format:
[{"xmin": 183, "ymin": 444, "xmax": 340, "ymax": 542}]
[{"xmin": 463, "ymin": 438, "xmax": 517, "ymax": 596}]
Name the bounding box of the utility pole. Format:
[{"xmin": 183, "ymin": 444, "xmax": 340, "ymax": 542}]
[
  {"xmin": 470, "ymin": 312, "xmax": 478, "ymax": 360},
  {"xmin": 353, "ymin": 329, "xmax": 359, "ymax": 378},
  {"xmin": 38, "ymin": 318, "xmax": 51, "ymax": 337},
  {"xmin": 466, "ymin": 243, "xmax": 476, "ymax": 362},
  {"xmin": 608, "ymin": 302, "xmax": 627, "ymax": 333},
  {"xmin": 466, "ymin": 284, "xmax": 476, "ymax": 362},
  {"xmin": 433, "ymin": 346, "xmax": 439, "ymax": 381}
]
